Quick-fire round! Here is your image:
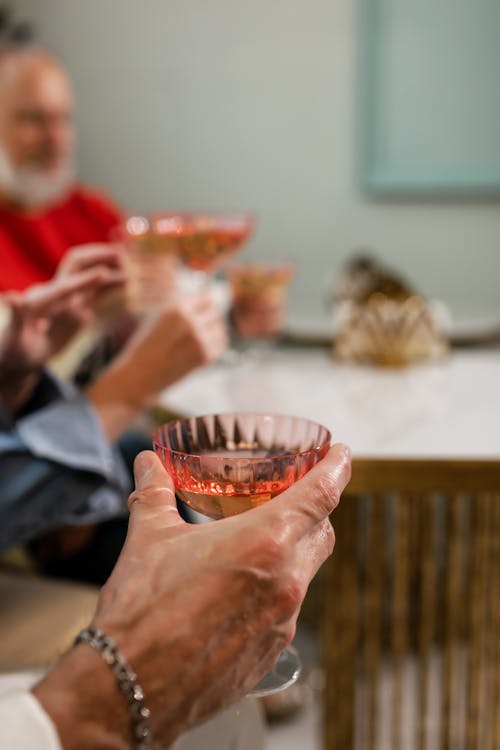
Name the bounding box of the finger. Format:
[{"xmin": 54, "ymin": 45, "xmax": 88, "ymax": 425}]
[
  {"xmin": 208, "ymin": 329, "xmax": 229, "ymax": 358},
  {"xmin": 54, "ymin": 291, "xmax": 95, "ymax": 326},
  {"xmin": 1, "ymin": 291, "xmax": 23, "ymax": 307},
  {"xmin": 258, "ymin": 443, "xmax": 351, "ymax": 544},
  {"xmin": 127, "ymin": 450, "xmax": 184, "ymax": 530},
  {"xmin": 185, "ymin": 291, "xmax": 219, "ymax": 315},
  {"xmin": 197, "ymin": 314, "xmax": 228, "ymax": 342},
  {"xmin": 26, "ymin": 268, "xmax": 125, "ymax": 314},
  {"xmin": 292, "ymin": 516, "xmax": 337, "ymax": 583},
  {"xmin": 190, "ymin": 306, "xmax": 228, "ymax": 340},
  {"xmin": 25, "ymin": 271, "xmax": 101, "ymax": 311},
  {"xmin": 1, "ymin": 293, "xmax": 25, "ymax": 333},
  {"xmin": 90, "ymin": 268, "xmax": 127, "ymax": 295},
  {"xmin": 81, "ymin": 270, "xmax": 127, "ymax": 308},
  {"xmin": 61, "ymin": 244, "xmax": 123, "ymax": 273}
]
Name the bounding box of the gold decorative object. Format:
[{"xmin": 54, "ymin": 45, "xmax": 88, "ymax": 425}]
[{"xmin": 334, "ymin": 293, "xmax": 449, "ymax": 366}]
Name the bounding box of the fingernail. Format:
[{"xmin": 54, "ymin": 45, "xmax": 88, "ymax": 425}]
[
  {"xmin": 134, "ymin": 451, "xmax": 154, "ymax": 483},
  {"xmin": 342, "ymin": 444, "xmax": 352, "ymax": 461}
]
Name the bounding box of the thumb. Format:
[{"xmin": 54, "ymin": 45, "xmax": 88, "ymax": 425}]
[{"xmin": 127, "ymin": 450, "xmax": 183, "ymax": 529}]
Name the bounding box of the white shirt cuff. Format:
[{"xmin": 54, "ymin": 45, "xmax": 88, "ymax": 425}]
[{"xmin": 0, "ymin": 690, "xmax": 62, "ymax": 750}]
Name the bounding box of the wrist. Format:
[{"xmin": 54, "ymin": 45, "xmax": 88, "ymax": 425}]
[
  {"xmin": 33, "ymin": 643, "xmax": 131, "ymax": 750},
  {"xmin": 74, "ymin": 628, "xmax": 153, "ymax": 749},
  {"xmin": 87, "ymin": 361, "xmax": 148, "ymax": 441}
]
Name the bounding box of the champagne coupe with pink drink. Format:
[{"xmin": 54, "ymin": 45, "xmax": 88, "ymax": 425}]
[
  {"xmin": 153, "ymin": 412, "xmax": 331, "ymax": 696},
  {"xmin": 228, "ymin": 262, "xmax": 294, "ymax": 339},
  {"xmin": 150, "ymin": 212, "xmax": 254, "ymax": 287}
]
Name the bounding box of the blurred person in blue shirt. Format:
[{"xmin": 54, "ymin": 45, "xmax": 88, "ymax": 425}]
[{"xmin": 0, "ymin": 246, "xmax": 228, "ymax": 582}]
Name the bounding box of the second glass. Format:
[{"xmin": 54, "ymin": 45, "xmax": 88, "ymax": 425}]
[
  {"xmin": 151, "ymin": 212, "xmax": 254, "ymax": 290},
  {"xmin": 227, "ymin": 262, "xmax": 294, "ymax": 363}
]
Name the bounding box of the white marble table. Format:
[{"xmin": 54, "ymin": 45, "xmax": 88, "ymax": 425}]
[{"xmin": 159, "ymin": 348, "xmax": 500, "ymax": 461}]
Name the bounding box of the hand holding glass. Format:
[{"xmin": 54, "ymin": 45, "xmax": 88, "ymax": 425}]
[
  {"xmin": 153, "ymin": 412, "xmax": 331, "ymax": 696},
  {"xmin": 115, "ymin": 215, "xmax": 180, "ymax": 314}
]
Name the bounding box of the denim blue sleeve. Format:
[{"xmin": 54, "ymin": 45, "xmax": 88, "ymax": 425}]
[{"xmin": 0, "ymin": 374, "xmax": 131, "ymax": 552}]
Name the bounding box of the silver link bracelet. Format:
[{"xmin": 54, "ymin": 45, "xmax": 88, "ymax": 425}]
[{"xmin": 74, "ymin": 627, "xmax": 153, "ymax": 750}]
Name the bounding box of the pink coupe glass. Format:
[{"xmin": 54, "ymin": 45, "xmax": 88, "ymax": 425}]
[
  {"xmin": 153, "ymin": 412, "xmax": 331, "ymax": 695},
  {"xmin": 150, "ymin": 212, "xmax": 254, "ymax": 284}
]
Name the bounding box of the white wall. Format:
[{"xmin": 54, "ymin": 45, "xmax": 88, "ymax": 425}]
[{"xmin": 17, "ymin": 0, "xmax": 500, "ymax": 325}]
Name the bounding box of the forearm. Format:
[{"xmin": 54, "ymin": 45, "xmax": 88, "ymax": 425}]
[
  {"xmin": 86, "ymin": 293, "xmax": 227, "ymax": 442},
  {"xmin": 86, "ymin": 359, "xmax": 148, "ymax": 443}
]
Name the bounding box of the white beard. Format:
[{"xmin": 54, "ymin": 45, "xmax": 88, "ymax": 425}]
[{"xmin": 0, "ymin": 145, "xmax": 75, "ymax": 209}]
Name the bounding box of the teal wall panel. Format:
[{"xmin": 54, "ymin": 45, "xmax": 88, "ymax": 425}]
[{"xmin": 361, "ymin": 0, "xmax": 500, "ymax": 195}]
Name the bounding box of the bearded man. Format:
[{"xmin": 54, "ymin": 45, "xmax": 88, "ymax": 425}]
[{"xmin": 0, "ymin": 42, "xmax": 122, "ymax": 292}]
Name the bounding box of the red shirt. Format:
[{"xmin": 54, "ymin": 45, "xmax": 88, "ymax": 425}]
[{"xmin": 0, "ymin": 185, "xmax": 123, "ymax": 292}]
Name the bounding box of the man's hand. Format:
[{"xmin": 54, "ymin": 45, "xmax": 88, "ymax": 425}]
[
  {"xmin": 0, "ymin": 268, "xmax": 124, "ymax": 378},
  {"xmin": 33, "ymin": 444, "xmax": 351, "ymax": 749},
  {"xmin": 55, "ymin": 243, "xmax": 123, "ymax": 279},
  {"xmin": 57, "ymin": 243, "xmax": 131, "ymax": 320},
  {"xmin": 0, "ymin": 265, "xmax": 124, "ymax": 413},
  {"xmin": 87, "ymin": 292, "xmax": 228, "ymax": 439},
  {"xmin": 118, "ymin": 292, "xmax": 228, "ymax": 400}
]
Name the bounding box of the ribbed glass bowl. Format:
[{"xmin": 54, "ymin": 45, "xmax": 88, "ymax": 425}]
[{"xmin": 153, "ymin": 413, "xmax": 331, "ymax": 519}]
